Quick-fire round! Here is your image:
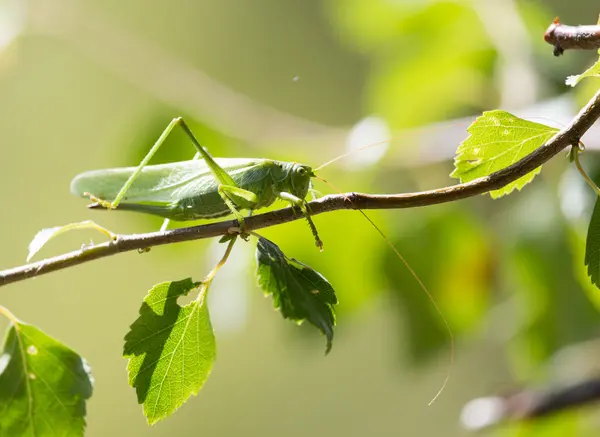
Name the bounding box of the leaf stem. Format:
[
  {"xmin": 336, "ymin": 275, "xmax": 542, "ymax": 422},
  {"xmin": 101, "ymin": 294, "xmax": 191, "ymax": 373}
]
[
  {"xmin": 198, "ymin": 236, "xmax": 237, "ymax": 299},
  {"xmin": 573, "ymin": 145, "xmax": 600, "ymax": 196},
  {"xmin": 0, "ymin": 305, "xmax": 19, "ymax": 325}
]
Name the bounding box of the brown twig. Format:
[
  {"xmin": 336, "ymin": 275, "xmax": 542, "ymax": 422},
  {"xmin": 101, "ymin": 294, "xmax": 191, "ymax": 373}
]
[
  {"xmin": 461, "ymin": 377, "xmax": 600, "ymax": 430},
  {"xmin": 2, "ymin": 88, "xmax": 600, "ymax": 288},
  {"xmin": 544, "ymin": 17, "xmax": 600, "ymax": 56}
]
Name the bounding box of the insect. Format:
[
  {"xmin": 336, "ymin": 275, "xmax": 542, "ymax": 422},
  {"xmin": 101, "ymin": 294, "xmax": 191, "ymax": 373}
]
[
  {"xmin": 70, "ymin": 117, "xmax": 323, "ymax": 248},
  {"xmin": 71, "ymin": 117, "xmax": 452, "ymax": 401}
]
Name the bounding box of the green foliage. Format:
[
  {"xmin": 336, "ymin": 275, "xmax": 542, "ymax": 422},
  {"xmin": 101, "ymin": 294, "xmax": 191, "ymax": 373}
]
[
  {"xmin": 500, "ymin": 409, "xmax": 582, "ymax": 437},
  {"xmin": 566, "ymin": 50, "xmax": 600, "ymax": 87},
  {"xmin": 585, "ymin": 197, "xmax": 600, "ymax": 289},
  {"xmin": 6, "ymin": 0, "xmax": 600, "ymax": 434},
  {"xmin": 451, "ymin": 110, "xmax": 558, "ymax": 198},
  {"xmin": 326, "ymin": 0, "xmax": 495, "ymax": 129},
  {"xmin": 123, "ymin": 278, "xmax": 216, "ymax": 424},
  {"xmin": 509, "ymin": 213, "xmax": 600, "ymax": 374},
  {"xmin": 27, "ymin": 220, "xmax": 114, "ymax": 262},
  {"xmin": 256, "ymin": 237, "xmax": 337, "ymax": 353},
  {"xmin": 0, "ymin": 320, "xmax": 93, "ymax": 436}
]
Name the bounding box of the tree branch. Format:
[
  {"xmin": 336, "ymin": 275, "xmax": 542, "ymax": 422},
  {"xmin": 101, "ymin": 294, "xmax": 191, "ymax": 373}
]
[
  {"xmin": 544, "ymin": 18, "xmax": 600, "ymax": 56},
  {"xmin": 2, "ymin": 88, "xmax": 600, "ymax": 288},
  {"xmin": 461, "ymin": 377, "xmax": 600, "ymax": 430}
]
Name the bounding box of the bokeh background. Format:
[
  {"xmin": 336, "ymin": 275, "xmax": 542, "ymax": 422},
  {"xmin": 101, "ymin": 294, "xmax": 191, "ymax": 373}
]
[{"xmin": 2, "ymin": 0, "xmax": 600, "ymax": 435}]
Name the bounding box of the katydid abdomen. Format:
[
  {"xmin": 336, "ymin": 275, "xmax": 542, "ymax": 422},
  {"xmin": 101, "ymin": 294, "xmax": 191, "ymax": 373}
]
[{"xmin": 71, "ymin": 158, "xmax": 311, "ymax": 221}]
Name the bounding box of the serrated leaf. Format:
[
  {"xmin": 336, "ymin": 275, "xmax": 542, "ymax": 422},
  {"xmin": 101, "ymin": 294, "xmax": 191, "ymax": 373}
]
[
  {"xmin": 255, "ymin": 237, "xmax": 337, "ymax": 353},
  {"xmin": 585, "ymin": 197, "xmax": 600, "ymax": 289},
  {"xmin": 450, "ymin": 110, "xmax": 558, "ymax": 198},
  {"xmin": 123, "ymin": 278, "xmax": 216, "ymax": 424},
  {"xmin": 27, "ymin": 220, "xmax": 115, "ymax": 262},
  {"xmin": 0, "ymin": 320, "xmax": 93, "ymax": 436},
  {"xmin": 566, "ymin": 49, "xmax": 600, "ymax": 87}
]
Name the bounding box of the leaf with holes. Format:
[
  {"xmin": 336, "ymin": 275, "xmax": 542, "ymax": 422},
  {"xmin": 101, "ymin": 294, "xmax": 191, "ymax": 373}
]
[
  {"xmin": 256, "ymin": 237, "xmax": 337, "ymax": 353},
  {"xmin": 0, "ymin": 320, "xmax": 93, "ymax": 436},
  {"xmin": 123, "ymin": 278, "xmax": 216, "ymax": 424},
  {"xmin": 450, "ymin": 110, "xmax": 558, "ymax": 198}
]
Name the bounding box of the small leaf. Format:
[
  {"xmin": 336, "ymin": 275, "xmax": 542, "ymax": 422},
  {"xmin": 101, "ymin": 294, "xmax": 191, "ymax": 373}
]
[
  {"xmin": 585, "ymin": 197, "xmax": 600, "ymax": 289},
  {"xmin": 27, "ymin": 220, "xmax": 115, "ymax": 262},
  {"xmin": 450, "ymin": 110, "xmax": 558, "ymax": 198},
  {"xmin": 255, "ymin": 237, "xmax": 337, "ymax": 353},
  {"xmin": 566, "ymin": 49, "xmax": 600, "ymax": 87},
  {"xmin": 0, "ymin": 320, "xmax": 93, "ymax": 436},
  {"xmin": 123, "ymin": 278, "xmax": 216, "ymax": 424},
  {"xmin": 218, "ymin": 233, "xmax": 237, "ymax": 244}
]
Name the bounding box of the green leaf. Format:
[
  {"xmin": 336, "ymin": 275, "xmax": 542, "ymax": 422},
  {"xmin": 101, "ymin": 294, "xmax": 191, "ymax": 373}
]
[
  {"xmin": 0, "ymin": 320, "xmax": 93, "ymax": 436},
  {"xmin": 566, "ymin": 49, "xmax": 600, "ymax": 87},
  {"xmin": 27, "ymin": 220, "xmax": 115, "ymax": 262},
  {"xmin": 585, "ymin": 197, "xmax": 600, "ymax": 289},
  {"xmin": 123, "ymin": 278, "xmax": 216, "ymax": 424},
  {"xmin": 450, "ymin": 110, "xmax": 558, "ymax": 198},
  {"xmin": 255, "ymin": 237, "xmax": 337, "ymax": 353}
]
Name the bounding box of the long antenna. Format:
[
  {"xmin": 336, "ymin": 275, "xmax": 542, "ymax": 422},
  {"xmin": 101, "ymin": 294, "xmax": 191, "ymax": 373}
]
[
  {"xmin": 316, "ymin": 115, "xmax": 566, "ymax": 172},
  {"xmin": 314, "ymin": 175, "xmax": 454, "ymax": 405},
  {"xmin": 312, "ymin": 115, "xmax": 566, "ymax": 402},
  {"xmin": 315, "ymin": 138, "xmax": 394, "ymax": 171}
]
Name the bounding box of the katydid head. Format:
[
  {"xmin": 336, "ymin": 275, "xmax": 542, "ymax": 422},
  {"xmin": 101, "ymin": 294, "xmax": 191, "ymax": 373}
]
[
  {"xmin": 272, "ymin": 161, "xmax": 315, "ymax": 200},
  {"xmin": 290, "ymin": 163, "xmax": 315, "ymax": 199}
]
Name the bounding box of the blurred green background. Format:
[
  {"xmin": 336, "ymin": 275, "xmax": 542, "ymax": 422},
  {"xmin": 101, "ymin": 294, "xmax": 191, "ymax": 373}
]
[{"xmin": 2, "ymin": 0, "xmax": 600, "ymax": 435}]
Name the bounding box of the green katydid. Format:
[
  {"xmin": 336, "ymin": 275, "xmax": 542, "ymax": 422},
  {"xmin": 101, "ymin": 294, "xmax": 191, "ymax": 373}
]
[
  {"xmin": 70, "ymin": 117, "xmax": 323, "ymax": 249},
  {"xmin": 69, "ymin": 116, "xmax": 453, "ymax": 402}
]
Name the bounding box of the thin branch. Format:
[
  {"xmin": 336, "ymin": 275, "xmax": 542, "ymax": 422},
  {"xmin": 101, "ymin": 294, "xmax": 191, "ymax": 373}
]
[
  {"xmin": 544, "ymin": 18, "xmax": 600, "ymax": 56},
  {"xmin": 2, "ymin": 88, "xmax": 600, "ymax": 288},
  {"xmin": 461, "ymin": 377, "xmax": 600, "ymax": 430}
]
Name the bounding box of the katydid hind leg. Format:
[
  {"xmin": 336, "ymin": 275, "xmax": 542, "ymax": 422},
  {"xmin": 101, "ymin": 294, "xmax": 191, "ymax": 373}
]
[
  {"xmin": 91, "ymin": 116, "xmax": 234, "ymax": 211},
  {"xmin": 277, "ymin": 191, "xmax": 323, "ymax": 251},
  {"xmin": 99, "ymin": 118, "xmax": 187, "ymax": 209},
  {"xmin": 141, "ymin": 118, "xmax": 250, "ymax": 233},
  {"xmin": 176, "ymin": 118, "xmax": 238, "ymax": 188},
  {"xmin": 218, "ymin": 184, "xmax": 260, "ymax": 234},
  {"xmin": 170, "ymin": 119, "xmax": 256, "ymax": 233}
]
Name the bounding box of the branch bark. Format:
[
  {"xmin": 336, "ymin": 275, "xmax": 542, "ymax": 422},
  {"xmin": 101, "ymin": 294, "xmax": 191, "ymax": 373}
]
[
  {"xmin": 461, "ymin": 377, "xmax": 600, "ymax": 430},
  {"xmin": 2, "ymin": 88, "xmax": 600, "ymax": 288},
  {"xmin": 544, "ymin": 18, "xmax": 600, "ymax": 56}
]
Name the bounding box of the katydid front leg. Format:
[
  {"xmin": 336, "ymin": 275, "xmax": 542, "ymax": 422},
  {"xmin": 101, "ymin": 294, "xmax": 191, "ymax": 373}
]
[{"xmin": 278, "ymin": 192, "xmax": 323, "ymax": 251}]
